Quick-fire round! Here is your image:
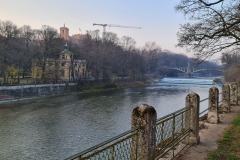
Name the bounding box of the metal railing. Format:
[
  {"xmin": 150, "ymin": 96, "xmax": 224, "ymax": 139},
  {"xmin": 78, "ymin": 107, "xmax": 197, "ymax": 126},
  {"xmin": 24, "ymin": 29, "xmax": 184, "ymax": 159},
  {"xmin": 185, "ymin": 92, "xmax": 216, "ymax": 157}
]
[
  {"xmin": 65, "ymin": 107, "xmax": 192, "ymax": 160},
  {"xmin": 198, "ymin": 96, "xmax": 213, "ymax": 129},
  {"xmin": 199, "ymin": 97, "xmax": 210, "ymax": 115},
  {"xmin": 155, "ymin": 107, "xmax": 191, "ymax": 159},
  {"xmin": 198, "ymin": 91, "xmax": 224, "ymax": 129},
  {"xmin": 65, "ymin": 128, "xmax": 139, "ymax": 160}
]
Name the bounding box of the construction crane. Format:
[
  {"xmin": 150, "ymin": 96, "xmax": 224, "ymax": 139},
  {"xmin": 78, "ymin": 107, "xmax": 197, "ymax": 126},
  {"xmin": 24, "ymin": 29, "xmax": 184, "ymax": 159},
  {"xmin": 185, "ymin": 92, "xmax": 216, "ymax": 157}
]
[{"xmin": 93, "ymin": 23, "xmax": 141, "ymax": 36}]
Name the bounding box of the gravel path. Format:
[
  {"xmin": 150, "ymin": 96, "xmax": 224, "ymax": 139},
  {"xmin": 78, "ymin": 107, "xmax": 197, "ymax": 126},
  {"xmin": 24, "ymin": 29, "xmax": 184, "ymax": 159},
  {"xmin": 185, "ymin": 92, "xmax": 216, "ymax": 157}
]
[{"xmin": 176, "ymin": 105, "xmax": 240, "ymax": 160}]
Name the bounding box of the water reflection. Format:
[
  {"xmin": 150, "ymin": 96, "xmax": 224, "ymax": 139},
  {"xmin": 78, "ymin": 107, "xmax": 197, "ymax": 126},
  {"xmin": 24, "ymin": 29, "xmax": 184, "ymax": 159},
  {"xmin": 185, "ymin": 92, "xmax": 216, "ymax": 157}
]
[{"xmin": 0, "ymin": 78, "xmax": 218, "ymax": 159}]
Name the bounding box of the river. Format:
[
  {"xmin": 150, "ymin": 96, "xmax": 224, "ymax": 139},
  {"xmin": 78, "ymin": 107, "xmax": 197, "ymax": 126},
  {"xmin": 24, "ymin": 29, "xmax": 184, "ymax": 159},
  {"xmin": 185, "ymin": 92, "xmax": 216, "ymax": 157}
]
[{"xmin": 0, "ymin": 77, "xmax": 220, "ymax": 160}]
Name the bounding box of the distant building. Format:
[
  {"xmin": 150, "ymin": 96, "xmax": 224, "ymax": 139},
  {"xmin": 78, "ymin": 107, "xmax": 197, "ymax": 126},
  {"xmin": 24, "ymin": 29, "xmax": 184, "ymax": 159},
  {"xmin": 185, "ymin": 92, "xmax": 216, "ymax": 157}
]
[
  {"xmin": 58, "ymin": 46, "xmax": 86, "ymax": 81},
  {"xmin": 32, "ymin": 45, "xmax": 86, "ymax": 82},
  {"xmin": 32, "ymin": 25, "xmax": 87, "ymax": 82},
  {"xmin": 60, "ymin": 24, "xmax": 81, "ymax": 43},
  {"xmin": 60, "ymin": 24, "xmax": 70, "ymax": 41}
]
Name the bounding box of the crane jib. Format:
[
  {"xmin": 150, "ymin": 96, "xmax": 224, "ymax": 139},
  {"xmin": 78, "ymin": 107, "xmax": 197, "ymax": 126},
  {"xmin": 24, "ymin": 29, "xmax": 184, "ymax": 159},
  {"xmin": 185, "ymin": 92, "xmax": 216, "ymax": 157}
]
[{"xmin": 93, "ymin": 23, "xmax": 141, "ymax": 30}]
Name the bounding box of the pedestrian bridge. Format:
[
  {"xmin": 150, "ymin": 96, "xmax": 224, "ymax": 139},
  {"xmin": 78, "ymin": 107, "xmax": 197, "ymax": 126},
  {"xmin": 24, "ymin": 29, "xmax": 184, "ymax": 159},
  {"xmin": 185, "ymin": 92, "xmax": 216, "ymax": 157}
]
[{"xmin": 154, "ymin": 63, "xmax": 223, "ymax": 77}]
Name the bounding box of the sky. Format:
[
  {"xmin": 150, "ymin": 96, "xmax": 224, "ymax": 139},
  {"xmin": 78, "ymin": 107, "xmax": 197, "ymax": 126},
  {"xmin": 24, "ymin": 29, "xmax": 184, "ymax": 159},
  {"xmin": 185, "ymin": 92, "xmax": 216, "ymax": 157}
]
[{"xmin": 0, "ymin": 1, "xmax": 192, "ymax": 56}]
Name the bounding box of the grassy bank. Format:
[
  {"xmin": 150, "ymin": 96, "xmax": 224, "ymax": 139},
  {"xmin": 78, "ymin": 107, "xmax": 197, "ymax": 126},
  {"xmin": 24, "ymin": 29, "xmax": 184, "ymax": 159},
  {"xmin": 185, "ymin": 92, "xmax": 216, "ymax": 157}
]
[{"xmin": 207, "ymin": 113, "xmax": 240, "ymax": 159}]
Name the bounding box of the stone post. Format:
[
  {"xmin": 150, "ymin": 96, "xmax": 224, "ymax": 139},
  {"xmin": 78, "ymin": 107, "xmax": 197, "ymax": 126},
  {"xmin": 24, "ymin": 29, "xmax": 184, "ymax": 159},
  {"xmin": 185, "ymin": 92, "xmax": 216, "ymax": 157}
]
[
  {"xmin": 222, "ymin": 84, "xmax": 230, "ymax": 112},
  {"xmin": 231, "ymin": 83, "xmax": 238, "ymax": 106},
  {"xmin": 131, "ymin": 104, "xmax": 157, "ymax": 160},
  {"xmin": 185, "ymin": 92, "xmax": 200, "ymax": 144},
  {"xmin": 238, "ymin": 82, "xmax": 240, "ymax": 103},
  {"xmin": 207, "ymin": 87, "xmax": 219, "ymax": 123}
]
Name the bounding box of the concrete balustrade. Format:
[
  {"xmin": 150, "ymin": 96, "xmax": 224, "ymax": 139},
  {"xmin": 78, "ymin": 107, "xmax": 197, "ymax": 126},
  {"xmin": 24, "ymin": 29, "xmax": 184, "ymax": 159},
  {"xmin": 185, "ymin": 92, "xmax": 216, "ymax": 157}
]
[
  {"xmin": 131, "ymin": 104, "xmax": 157, "ymax": 160},
  {"xmin": 221, "ymin": 84, "xmax": 231, "ymax": 112},
  {"xmin": 208, "ymin": 86, "xmax": 219, "ymax": 123},
  {"xmin": 231, "ymin": 83, "xmax": 238, "ymax": 106},
  {"xmin": 238, "ymin": 82, "xmax": 240, "ymax": 102},
  {"xmin": 185, "ymin": 92, "xmax": 200, "ymax": 144}
]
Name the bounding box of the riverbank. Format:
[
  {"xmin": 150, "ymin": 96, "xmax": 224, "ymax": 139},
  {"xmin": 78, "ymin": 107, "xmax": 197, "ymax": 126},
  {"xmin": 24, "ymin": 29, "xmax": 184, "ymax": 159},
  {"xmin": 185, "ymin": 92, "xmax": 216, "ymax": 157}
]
[
  {"xmin": 176, "ymin": 105, "xmax": 240, "ymax": 160},
  {"xmin": 73, "ymin": 79, "xmax": 151, "ymax": 93}
]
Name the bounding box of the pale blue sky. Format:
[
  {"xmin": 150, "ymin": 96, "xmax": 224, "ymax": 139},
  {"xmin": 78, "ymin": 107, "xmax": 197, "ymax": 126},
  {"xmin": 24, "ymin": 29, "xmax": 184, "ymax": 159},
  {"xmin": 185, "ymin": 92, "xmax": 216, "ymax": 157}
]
[{"xmin": 0, "ymin": 0, "xmax": 188, "ymax": 54}]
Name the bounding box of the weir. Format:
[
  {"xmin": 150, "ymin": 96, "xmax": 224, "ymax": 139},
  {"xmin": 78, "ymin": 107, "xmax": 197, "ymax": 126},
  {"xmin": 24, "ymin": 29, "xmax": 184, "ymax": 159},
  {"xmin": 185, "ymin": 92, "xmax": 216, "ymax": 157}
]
[{"xmin": 0, "ymin": 83, "xmax": 76, "ymax": 103}]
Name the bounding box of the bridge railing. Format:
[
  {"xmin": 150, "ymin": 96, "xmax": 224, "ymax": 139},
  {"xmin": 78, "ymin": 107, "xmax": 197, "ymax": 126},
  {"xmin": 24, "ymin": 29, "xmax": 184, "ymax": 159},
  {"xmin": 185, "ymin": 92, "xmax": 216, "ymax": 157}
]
[{"xmin": 65, "ymin": 82, "xmax": 239, "ymax": 160}]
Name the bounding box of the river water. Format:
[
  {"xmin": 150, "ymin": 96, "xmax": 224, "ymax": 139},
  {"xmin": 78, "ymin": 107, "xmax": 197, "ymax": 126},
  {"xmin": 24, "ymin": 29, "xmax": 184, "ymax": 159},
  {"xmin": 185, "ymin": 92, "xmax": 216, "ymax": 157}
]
[{"xmin": 0, "ymin": 78, "xmax": 220, "ymax": 160}]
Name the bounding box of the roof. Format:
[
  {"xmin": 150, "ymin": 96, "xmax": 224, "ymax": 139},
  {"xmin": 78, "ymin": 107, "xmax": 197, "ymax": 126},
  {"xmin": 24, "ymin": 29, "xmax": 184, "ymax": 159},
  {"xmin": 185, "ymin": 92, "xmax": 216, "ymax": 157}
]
[{"xmin": 60, "ymin": 49, "xmax": 72, "ymax": 55}]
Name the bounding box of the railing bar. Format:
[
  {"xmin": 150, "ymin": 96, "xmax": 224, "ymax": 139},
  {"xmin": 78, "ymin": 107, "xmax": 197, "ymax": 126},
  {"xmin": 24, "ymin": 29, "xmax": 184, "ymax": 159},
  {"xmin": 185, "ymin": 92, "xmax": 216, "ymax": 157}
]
[
  {"xmin": 160, "ymin": 121, "xmax": 164, "ymax": 148},
  {"xmin": 82, "ymin": 133, "xmax": 135, "ymax": 159},
  {"xmin": 199, "ymin": 107, "xmax": 211, "ymax": 115},
  {"xmin": 156, "ymin": 111, "xmax": 187, "ymax": 126},
  {"xmin": 156, "ymin": 115, "xmax": 174, "ymax": 125},
  {"xmin": 200, "ymin": 97, "xmax": 209, "ymax": 103},
  {"xmin": 172, "ymin": 113, "xmax": 176, "ymax": 157},
  {"xmin": 175, "ymin": 109, "xmax": 189, "ymax": 117},
  {"xmin": 156, "ymin": 128, "xmax": 190, "ymax": 149},
  {"xmin": 181, "ymin": 112, "xmax": 184, "ymax": 138},
  {"xmin": 156, "ymin": 107, "xmax": 191, "ymax": 122},
  {"xmin": 65, "ymin": 128, "xmax": 139, "ymax": 160}
]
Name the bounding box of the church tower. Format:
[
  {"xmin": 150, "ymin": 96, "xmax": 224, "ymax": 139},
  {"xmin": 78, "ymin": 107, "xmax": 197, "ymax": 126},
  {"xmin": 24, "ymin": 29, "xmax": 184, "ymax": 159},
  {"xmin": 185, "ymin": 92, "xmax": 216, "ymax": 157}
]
[{"xmin": 60, "ymin": 24, "xmax": 69, "ymax": 41}]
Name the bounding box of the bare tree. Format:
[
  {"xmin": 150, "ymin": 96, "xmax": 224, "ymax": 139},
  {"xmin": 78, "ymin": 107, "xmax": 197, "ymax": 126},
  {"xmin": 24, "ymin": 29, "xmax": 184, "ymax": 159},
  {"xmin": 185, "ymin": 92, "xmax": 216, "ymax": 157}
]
[
  {"xmin": 77, "ymin": 31, "xmax": 102, "ymax": 80},
  {"xmin": 118, "ymin": 36, "xmax": 137, "ymax": 79},
  {"xmin": 176, "ymin": 0, "xmax": 240, "ymax": 59},
  {"xmin": 100, "ymin": 32, "xmax": 119, "ymax": 82},
  {"xmin": 142, "ymin": 41, "xmax": 162, "ymax": 73},
  {"xmin": 0, "ymin": 20, "xmax": 19, "ymax": 82},
  {"xmin": 89, "ymin": 30, "xmax": 101, "ymax": 48},
  {"xmin": 35, "ymin": 25, "xmax": 63, "ymax": 82},
  {"xmin": 221, "ymin": 51, "xmax": 240, "ymax": 67},
  {"xmin": 15, "ymin": 25, "xmax": 35, "ymax": 83},
  {"xmin": 121, "ymin": 36, "xmax": 136, "ymax": 52},
  {"xmin": 224, "ymin": 63, "xmax": 240, "ymax": 82},
  {"xmin": 128, "ymin": 50, "xmax": 146, "ymax": 80}
]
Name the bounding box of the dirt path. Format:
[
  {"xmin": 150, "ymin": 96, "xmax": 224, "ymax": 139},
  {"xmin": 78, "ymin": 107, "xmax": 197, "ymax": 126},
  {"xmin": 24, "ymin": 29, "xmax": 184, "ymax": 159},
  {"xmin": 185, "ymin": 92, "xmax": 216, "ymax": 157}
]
[{"xmin": 176, "ymin": 106, "xmax": 240, "ymax": 160}]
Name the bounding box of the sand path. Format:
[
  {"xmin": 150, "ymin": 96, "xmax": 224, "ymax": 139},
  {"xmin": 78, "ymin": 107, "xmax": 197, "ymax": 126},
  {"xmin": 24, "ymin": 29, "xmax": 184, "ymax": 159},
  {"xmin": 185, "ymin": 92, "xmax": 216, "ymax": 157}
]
[{"xmin": 176, "ymin": 106, "xmax": 240, "ymax": 160}]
